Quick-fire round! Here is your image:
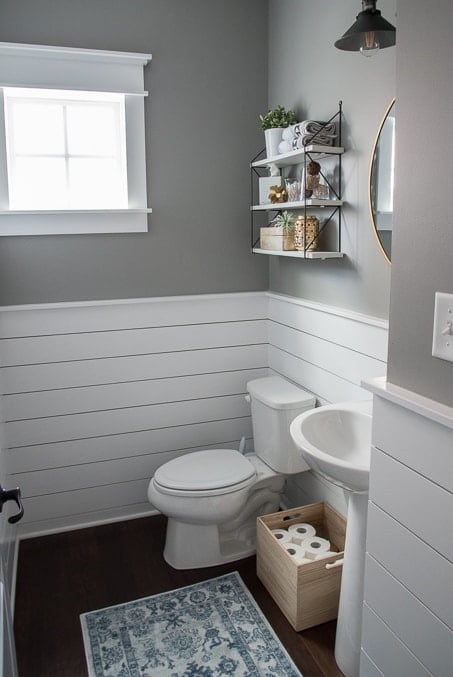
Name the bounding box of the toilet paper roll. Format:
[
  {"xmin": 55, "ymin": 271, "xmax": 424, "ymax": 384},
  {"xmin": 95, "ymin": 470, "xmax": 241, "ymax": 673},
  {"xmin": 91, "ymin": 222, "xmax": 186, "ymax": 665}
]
[
  {"xmin": 300, "ymin": 536, "xmax": 331, "ymax": 560},
  {"xmin": 271, "ymin": 528, "xmax": 292, "ymax": 543},
  {"xmin": 288, "ymin": 522, "xmax": 316, "ymax": 545},
  {"xmin": 282, "ymin": 542, "xmax": 309, "ymax": 564}
]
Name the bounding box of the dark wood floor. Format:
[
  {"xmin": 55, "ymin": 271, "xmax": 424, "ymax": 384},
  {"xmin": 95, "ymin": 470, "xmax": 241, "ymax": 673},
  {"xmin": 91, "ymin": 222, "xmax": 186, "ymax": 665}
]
[{"xmin": 14, "ymin": 515, "xmax": 343, "ymax": 676}]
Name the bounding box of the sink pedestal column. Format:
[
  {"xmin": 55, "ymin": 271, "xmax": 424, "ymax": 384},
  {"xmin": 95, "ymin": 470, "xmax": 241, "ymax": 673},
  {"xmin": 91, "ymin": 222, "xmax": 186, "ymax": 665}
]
[{"xmin": 334, "ymin": 490, "xmax": 369, "ymax": 677}]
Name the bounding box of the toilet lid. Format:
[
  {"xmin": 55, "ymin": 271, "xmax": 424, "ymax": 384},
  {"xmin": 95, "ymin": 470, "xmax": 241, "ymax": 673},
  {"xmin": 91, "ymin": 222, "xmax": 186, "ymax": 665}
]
[{"xmin": 154, "ymin": 449, "xmax": 255, "ymax": 492}]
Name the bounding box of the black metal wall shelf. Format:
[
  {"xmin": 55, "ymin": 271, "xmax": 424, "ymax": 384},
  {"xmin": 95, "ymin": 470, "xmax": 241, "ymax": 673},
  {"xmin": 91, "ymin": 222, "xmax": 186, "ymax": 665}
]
[{"xmin": 250, "ymin": 101, "xmax": 344, "ymax": 259}]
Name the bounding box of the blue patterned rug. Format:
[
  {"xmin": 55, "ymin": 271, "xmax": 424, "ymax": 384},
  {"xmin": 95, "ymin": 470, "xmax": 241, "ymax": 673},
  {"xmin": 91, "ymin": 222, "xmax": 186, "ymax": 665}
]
[{"xmin": 80, "ymin": 571, "xmax": 301, "ymax": 676}]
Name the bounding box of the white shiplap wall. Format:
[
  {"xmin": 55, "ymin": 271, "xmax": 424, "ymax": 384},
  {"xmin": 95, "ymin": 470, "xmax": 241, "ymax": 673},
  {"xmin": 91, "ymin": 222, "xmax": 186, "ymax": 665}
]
[
  {"xmin": 267, "ymin": 293, "xmax": 388, "ymax": 516},
  {"xmin": 0, "ymin": 293, "xmax": 268, "ymax": 537},
  {"xmin": 361, "ymin": 381, "xmax": 453, "ymax": 675},
  {"xmin": 0, "ymin": 291, "xmax": 388, "ymax": 538}
]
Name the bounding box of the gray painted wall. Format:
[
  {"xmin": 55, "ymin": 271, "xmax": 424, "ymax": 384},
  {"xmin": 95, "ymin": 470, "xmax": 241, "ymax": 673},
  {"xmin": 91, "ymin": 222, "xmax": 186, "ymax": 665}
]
[
  {"xmin": 387, "ymin": 0, "xmax": 453, "ymax": 407},
  {"xmin": 267, "ymin": 0, "xmax": 396, "ymax": 320},
  {"xmin": 0, "ymin": 0, "xmax": 268, "ymax": 304}
]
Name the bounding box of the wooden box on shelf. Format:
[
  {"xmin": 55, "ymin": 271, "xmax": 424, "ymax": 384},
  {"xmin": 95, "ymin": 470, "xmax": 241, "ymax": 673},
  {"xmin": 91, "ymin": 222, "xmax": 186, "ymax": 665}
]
[
  {"xmin": 256, "ymin": 502, "xmax": 346, "ymax": 631},
  {"xmin": 259, "ymin": 226, "xmax": 295, "ymax": 251}
]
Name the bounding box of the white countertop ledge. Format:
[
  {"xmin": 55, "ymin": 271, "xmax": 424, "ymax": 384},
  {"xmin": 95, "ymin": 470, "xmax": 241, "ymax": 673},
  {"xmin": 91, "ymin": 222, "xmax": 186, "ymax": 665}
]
[{"xmin": 362, "ymin": 376, "xmax": 453, "ymax": 431}]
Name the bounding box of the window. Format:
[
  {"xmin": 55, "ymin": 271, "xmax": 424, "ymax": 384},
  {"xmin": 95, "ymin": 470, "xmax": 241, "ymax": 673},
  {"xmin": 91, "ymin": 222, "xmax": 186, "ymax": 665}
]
[
  {"xmin": 0, "ymin": 43, "xmax": 152, "ymax": 235},
  {"xmin": 5, "ymin": 88, "xmax": 128, "ymax": 210}
]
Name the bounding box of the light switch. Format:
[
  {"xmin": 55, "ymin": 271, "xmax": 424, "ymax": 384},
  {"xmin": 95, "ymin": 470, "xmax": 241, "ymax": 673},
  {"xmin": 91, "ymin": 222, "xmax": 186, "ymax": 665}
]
[{"xmin": 432, "ymin": 292, "xmax": 453, "ymax": 361}]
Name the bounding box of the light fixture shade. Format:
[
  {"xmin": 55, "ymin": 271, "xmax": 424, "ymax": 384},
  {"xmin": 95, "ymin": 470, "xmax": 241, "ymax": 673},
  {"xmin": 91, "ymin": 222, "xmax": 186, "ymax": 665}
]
[{"xmin": 335, "ymin": 3, "xmax": 396, "ymax": 51}]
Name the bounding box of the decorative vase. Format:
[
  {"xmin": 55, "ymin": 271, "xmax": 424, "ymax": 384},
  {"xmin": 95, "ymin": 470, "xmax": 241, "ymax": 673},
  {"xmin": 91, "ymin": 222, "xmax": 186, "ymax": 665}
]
[
  {"xmin": 264, "ymin": 128, "xmax": 284, "ymax": 159},
  {"xmin": 294, "ymin": 215, "xmax": 319, "ymax": 251},
  {"xmin": 285, "ymin": 177, "xmax": 302, "ymax": 202}
]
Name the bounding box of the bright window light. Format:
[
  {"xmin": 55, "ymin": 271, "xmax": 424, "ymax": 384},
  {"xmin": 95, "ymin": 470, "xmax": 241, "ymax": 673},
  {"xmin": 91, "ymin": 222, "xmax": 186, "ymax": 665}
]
[
  {"xmin": 3, "ymin": 87, "xmax": 128, "ymax": 210},
  {"xmin": 0, "ymin": 42, "xmax": 151, "ymax": 234}
]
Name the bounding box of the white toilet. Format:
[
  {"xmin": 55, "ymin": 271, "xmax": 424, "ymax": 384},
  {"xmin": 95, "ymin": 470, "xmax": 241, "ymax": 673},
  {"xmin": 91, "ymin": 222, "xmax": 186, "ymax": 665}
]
[{"xmin": 147, "ymin": 376, "xmax": 315, "ymax": 569}]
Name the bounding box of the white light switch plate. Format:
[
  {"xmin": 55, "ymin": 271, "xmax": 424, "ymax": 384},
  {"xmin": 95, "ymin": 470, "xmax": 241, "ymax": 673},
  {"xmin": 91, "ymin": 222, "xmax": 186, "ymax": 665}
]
[{"xmin": 432, "ymin": 292, "xmax": 453, "ymax": 361}]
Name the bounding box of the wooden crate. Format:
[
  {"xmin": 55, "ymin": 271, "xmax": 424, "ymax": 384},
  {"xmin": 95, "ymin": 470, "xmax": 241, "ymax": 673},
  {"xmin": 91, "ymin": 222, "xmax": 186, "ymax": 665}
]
[
  {"xmin": 257, "ymin": 502, "xmax": 346, "ymax": 631},
  {"xmin": 260, "ymin": 226, "xmax": 295, "ymax": 251}
]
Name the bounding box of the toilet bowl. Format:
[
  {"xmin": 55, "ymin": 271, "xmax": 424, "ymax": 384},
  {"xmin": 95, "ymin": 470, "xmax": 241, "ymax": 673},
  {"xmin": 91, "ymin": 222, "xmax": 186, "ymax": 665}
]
[
  {"xmin": 148, "ymin": 449, "xmax": 284, "ymax": 569},
  {"xmin": 148, "ymin": 376, "xmax": 315, "ymax": 569}
]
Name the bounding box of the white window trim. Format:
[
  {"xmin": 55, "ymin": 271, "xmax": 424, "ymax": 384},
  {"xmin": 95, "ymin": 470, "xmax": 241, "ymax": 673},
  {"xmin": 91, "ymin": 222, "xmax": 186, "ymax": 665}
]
[{"xmin": 0, "ymin": 42, "xmax": 152, "ymax": 236}]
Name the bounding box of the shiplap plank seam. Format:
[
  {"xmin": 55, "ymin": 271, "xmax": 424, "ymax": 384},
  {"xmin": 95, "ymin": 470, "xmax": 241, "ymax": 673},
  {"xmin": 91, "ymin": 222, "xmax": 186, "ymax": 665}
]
[
  {"xmin": 4, "ymin": 368, "xmax": 268, "ymax": 421},
  {"xmin": 1, "ymin": 344, "xmax": 268, "ymax": 394},
  {"xmin": 0, "ymin": 292, "xmax": 269, "ymax": 337},
  {"xmin": 6, "ymin": 419, "xmax": 254, "ymax": 477},
  {"xmin": 270, "ymin": 317, "xmax": 388, "ymax": 362},
  {"xmin": 7, "ymin": 414, "xmax": 252, "ymax": 451},
  {"xmin": 269, "ymin": 346, "xmax": 370, "ymax": 403},
  {"xmin": 5, "ymin": 395, "xmax": 252, "ymax": 447},
  {"xmin": 268, "ymin": 294, "xmax": 388, "ymax": 362},
  {"xmin": 271, "ymin": 344, "xmax": 361, "ymax": 386},
  {"xmin": 6, "ymin": 393, "xmax": 253, "ymax": 423},
  {"xmin": 10, "ymin": 437, "xmax": 253, "ymax": 476},
  {"xmin": 269, "ymin": 332, "xmax": 386, "ymax": 385},
  {"xmin": 14, "ymin": 441, "xmax": 253, "ymax": 498},
  {"xmin": 3, "ymin": 366, "xmax": 267, "ymax": 396},
  {"xmin": 0, "ymin": 321, "xmax": 268, "ymax": 366},
  {"xmin": 7, "ymin": 415, "xmax": 252, "ymax": 450}
]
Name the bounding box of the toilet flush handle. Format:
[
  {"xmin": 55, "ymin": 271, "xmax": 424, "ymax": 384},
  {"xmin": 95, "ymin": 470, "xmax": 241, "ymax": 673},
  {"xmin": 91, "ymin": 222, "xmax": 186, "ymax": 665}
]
[{"xmin": 241, "ymin": 395, "xmax": 250, "ymax": 455}]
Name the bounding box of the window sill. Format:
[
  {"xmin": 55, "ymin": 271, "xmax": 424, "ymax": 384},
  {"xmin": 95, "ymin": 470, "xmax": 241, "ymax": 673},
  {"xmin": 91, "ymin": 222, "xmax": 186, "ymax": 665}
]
[{"xmin": 0, "ymin": 208, "xmax": 152, "ymax": 236}]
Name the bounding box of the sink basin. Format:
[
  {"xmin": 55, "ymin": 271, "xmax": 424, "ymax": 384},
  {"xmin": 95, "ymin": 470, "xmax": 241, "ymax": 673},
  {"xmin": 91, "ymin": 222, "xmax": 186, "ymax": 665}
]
[
  {"xmin": 290, "ymin": 400, "xmax": 372, "ymax": 492},
  {"xmin": 290, "ymin": 399, "xmax": 373, "ymax": 677}
]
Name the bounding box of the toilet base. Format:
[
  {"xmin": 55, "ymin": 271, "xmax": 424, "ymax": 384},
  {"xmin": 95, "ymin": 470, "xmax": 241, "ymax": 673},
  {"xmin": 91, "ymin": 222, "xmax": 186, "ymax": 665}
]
[{"xmin": 163, "ymin": 517, "xmax": 258, "ymax": 569}]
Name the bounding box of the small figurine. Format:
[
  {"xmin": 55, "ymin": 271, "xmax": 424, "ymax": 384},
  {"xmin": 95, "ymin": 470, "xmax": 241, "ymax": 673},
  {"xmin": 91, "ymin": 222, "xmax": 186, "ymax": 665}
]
[
  {"xmin": 304, "ymin": 160, "xmax": 321, "ymax": 197},
  {"xmin": 268, "ymin": 184, "xmax": 288, "ymax": 204}
]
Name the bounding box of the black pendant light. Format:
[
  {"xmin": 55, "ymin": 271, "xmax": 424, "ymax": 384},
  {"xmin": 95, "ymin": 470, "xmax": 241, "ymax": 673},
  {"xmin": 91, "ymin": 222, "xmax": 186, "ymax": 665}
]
[{"xmin": 335, "ymin": 0, "xmax": 396, "ymax": 57}]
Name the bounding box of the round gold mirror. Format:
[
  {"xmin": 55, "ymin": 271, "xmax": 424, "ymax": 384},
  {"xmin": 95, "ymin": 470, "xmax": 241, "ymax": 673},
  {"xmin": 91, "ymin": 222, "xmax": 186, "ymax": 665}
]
[{"xmin": 369, "ymin": 98, "xmax": 395, "ymax": 264}]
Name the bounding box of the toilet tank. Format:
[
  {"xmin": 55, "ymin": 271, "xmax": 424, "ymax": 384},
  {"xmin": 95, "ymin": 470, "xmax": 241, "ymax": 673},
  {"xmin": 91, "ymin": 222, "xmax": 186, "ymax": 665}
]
[{"xmin": 247, "ymin": 376, "xmax": 315, "ymax": 474}]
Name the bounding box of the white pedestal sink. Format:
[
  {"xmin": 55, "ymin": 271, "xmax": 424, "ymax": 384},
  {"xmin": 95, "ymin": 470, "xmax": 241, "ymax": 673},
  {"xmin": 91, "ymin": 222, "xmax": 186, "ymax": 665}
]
[{"xmin": 290, "ymin": 400, "xmax": 372, "ymax": 677}]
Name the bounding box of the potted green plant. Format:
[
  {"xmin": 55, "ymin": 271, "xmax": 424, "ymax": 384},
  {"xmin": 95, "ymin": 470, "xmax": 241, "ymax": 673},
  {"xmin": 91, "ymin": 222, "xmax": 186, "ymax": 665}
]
[
  {"xmin": 260, "ymin": 211, "xmax": 296, "ymax": 251},
  {"xmin": 273, "ymin": 210, "xmax": 294, "ymax": 230},
  {"xmin": 259, "ymin": 105, "xmax": 298, "ymax": 159}
]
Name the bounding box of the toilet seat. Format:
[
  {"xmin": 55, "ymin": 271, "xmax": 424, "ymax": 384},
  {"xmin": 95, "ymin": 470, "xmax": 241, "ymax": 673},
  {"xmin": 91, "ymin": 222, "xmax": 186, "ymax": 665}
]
[{"xmin": 153, "ymin": 449, "xmax": 256, "ymax": 497}]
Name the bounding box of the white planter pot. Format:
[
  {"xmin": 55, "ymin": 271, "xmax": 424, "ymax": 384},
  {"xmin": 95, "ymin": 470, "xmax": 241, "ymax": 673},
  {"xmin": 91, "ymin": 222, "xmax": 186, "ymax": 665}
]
[{"xmin": 264, "ymin": 127, "xmax": 284, "ymax": 159}]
